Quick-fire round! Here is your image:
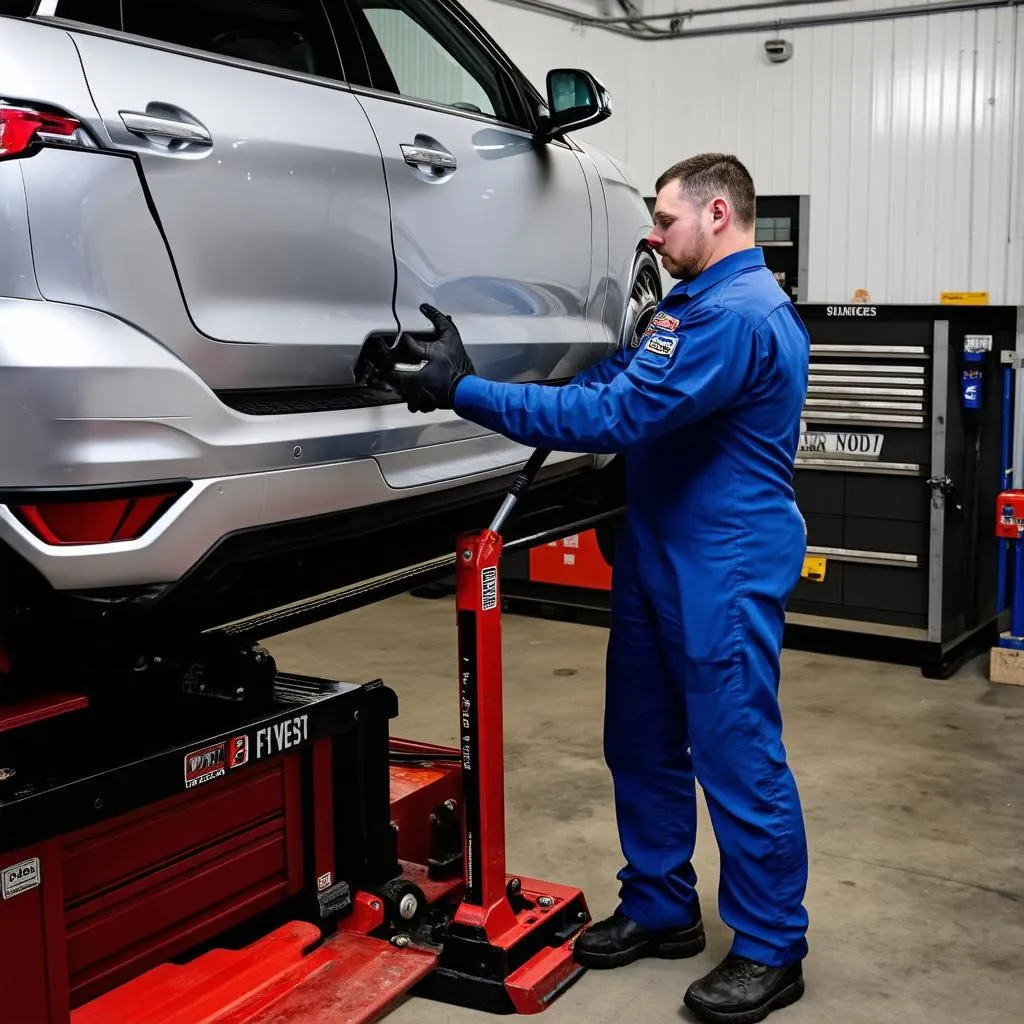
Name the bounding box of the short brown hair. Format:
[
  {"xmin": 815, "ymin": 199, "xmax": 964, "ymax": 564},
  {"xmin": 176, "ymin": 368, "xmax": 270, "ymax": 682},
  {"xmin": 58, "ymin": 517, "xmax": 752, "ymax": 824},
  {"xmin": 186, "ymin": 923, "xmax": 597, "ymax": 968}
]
[{"xmin": 655, "ymin": 153, "xmax": 756, "ymax": 228}]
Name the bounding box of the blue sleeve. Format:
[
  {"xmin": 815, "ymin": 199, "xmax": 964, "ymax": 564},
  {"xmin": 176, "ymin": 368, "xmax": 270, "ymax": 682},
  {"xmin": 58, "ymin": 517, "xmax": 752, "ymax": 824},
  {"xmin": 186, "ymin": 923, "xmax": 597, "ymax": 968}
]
[
  {"xmin": 569, "ymin": 345, "xmax": 631, "ymax": 387},
  {"xmin": 453, "ymin": 305, "xmax": 760, "ymax": 454}
]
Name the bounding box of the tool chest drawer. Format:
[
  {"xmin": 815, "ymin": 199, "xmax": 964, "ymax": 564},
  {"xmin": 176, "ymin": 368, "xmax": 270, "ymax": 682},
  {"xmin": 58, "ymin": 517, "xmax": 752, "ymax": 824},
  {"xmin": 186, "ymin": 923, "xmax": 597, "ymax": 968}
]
[
  {"xmin": 796, "ymin": 509, "xmax": 929, "ymax": 625},
  {"xmin": 790, "ymin": 562, "xmax": 929, "ymax": 625},
  {"xmin": 794, "ymin": 471, "xmax": 929, "ymax": 524},
  {"xmin": 791, "ymin": 559, "xmax": 929, "ymax": 626},
  {"xmin": 800, "ymin": 512, "xmax": 926, "ymax": 558}
]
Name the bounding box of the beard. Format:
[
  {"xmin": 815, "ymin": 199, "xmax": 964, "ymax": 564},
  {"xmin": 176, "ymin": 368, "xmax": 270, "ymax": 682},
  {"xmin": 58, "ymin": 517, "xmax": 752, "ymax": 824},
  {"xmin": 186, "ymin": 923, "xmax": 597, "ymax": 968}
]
[{"xmin": 662, "ymin": 220, "xmax": 708, "ymax": 280}]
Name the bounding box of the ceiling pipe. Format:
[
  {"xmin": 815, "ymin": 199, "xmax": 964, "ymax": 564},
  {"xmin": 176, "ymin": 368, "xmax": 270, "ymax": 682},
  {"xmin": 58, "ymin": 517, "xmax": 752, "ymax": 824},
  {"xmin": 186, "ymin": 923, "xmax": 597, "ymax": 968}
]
[
  {"xmin": 600, "ymin": 0, "xmax": 868, "ymax": 25},
  {"xmin": 492, "ymin": 0, "xmax": 641, "ymax": 34},
  {"xmin": 489, "ymin": 0, "xmax": 1024, "ymax": 38}
]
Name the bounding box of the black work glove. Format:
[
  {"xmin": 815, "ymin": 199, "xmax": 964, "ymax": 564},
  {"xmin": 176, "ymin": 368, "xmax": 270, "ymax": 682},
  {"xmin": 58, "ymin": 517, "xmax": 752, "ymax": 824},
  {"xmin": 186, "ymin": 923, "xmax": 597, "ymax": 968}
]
[{"xmin": 384, "ymin": 304, "xmax": 476, "ymax": 413}]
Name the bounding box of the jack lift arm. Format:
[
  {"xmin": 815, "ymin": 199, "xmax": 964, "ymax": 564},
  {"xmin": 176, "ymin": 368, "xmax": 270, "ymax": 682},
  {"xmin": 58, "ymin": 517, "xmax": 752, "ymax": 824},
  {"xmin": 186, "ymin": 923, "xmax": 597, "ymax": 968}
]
[{"xmin": 0, "ymin": 449, "xmax": 591, "ymax": 1023}]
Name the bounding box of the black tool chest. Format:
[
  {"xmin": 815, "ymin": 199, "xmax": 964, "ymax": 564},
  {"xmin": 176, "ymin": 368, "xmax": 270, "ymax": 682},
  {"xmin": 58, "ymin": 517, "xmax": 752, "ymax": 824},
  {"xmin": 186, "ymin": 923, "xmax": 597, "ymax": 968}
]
[{"xmin": 787, "ymin": 304, "xmax": 1020, "ymax": 672}]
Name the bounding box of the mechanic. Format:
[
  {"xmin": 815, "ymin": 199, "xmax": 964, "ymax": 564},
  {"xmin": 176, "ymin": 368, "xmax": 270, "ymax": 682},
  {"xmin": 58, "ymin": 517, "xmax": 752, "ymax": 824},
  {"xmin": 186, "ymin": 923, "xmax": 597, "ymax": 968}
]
[{"xmin": 382, "ymin": 152, "xmax": 811, "ymax": 1024}]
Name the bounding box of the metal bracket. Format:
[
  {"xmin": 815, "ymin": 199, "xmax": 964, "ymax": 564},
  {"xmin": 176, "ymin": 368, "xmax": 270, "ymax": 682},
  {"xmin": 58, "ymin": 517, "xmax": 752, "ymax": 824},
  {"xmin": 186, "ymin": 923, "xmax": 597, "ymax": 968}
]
[
  {"xmin": 1001, "ymin": 350, "xmax": 1023, "ymax": 367},
  {"xmin": 927, "ymin": 474, "xmax": 963, "ymax": 512},
  {"xmin": 176, "ymin": 643, "xmax": 276, "ymax": 701},
  {"xmin": 427, "ymin": 799, "xmax": 463, "ymax": 879}
]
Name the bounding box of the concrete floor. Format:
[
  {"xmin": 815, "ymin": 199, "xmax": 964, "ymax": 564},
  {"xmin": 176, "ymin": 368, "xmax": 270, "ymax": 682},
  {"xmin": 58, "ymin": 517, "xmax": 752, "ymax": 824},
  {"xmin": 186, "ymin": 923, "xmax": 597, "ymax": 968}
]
[{"xmin": 266, "ymin": 594, "xmax": 1024, "ymax": 1024}]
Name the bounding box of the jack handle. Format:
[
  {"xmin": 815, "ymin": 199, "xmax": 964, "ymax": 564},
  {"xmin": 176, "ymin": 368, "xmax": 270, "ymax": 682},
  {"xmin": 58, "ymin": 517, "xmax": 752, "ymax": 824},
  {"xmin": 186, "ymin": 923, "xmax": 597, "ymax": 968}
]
[{"xmin": 488, "ymin": 448, "xmax": 551, "ymax": 536}]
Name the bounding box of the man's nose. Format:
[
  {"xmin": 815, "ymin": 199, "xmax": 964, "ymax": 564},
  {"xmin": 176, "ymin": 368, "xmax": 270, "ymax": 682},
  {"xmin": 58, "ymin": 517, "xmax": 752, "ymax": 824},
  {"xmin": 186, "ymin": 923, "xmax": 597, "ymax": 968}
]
[{"xmin": 647, "ymin": 227, "xmax": 662, "ymax": 248}]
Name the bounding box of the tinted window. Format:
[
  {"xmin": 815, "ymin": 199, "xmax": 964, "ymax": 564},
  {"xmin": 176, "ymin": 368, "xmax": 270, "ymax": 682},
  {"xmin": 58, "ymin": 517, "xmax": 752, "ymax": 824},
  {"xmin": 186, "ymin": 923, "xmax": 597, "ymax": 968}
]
[
  {"xmin": 50, "ymin": 1, "xmax": 120, "ymax": 25},
  {"xmin": 345, "ymin": 0, "xmax": 518, "ymax": 123},
  {"xmin": 57, "ymin": 0, "xmax": 344, "ymax": 80}
]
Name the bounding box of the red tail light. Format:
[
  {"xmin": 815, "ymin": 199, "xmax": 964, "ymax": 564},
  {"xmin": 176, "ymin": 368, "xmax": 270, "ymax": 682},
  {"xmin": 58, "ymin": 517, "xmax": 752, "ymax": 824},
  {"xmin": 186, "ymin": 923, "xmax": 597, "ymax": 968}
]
[
  {"xmin": 11, "ymin": 490, "xmax": 184, "ymax": 546},
  {"xmin": 0, "ymin": 103, "xmax": 92, "ymax": 160}
]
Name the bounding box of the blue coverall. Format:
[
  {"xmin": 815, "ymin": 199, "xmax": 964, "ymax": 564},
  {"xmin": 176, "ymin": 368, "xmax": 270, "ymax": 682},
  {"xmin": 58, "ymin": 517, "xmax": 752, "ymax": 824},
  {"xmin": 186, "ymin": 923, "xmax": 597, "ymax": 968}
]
[{"xmin": 453, "ymin": 246, "xmax": 811, "ymax": 968}]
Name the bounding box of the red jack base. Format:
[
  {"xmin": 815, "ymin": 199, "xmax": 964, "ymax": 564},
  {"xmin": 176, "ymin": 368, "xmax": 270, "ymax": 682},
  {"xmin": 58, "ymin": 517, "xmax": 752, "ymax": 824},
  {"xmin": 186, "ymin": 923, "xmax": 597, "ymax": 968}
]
[
  {"xmin": 74, "ymin": 875, "xmax": 590, "ymax": 1024},
  {"xmin": 70, "ymin": 750, "xmax": 589, "ymax": 1024},
  {"xmin": 73, "ymin": 920, "xmax": 438, "ymax": 1024},
  {"xmin": 414, "ymin": 876, "xmax": 590, "ymax": 1016}
]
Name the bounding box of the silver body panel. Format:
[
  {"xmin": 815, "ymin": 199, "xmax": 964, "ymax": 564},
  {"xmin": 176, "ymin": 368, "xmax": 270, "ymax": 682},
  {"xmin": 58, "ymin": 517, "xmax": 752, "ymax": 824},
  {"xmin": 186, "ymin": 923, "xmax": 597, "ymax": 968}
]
[
  {"xmin": 0, "ymin": 9, "xmax": 654, "ymax": 599},
  {"xmin": 354, "ymin": 90, "xmax": 602, "ymax": 377},
  {"xmin": 70, "ymin": 32, "xmax": 398, "ymax": 373}
]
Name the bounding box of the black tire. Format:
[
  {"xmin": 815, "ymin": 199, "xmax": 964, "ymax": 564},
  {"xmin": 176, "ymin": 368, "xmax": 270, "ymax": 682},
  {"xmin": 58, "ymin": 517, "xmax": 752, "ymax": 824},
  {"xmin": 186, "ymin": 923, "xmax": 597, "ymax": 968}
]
[{"xmin": 619, "ymin": 248, "xmax": 662, "ymax": 352}]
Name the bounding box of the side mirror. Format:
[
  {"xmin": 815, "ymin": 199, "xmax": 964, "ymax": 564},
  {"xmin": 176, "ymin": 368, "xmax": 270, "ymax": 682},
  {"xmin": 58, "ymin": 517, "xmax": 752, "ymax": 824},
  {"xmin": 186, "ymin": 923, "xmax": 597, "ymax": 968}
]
[{"xmin": 540, "ymin": 68, "xmax": 612, "ymax": 139}]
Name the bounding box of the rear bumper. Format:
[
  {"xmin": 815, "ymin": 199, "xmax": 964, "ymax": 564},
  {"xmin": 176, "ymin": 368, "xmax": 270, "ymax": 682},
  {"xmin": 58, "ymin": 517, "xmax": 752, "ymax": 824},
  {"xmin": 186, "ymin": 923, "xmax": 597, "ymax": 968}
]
[
  {"xmin": 0, "ymin": 457, "xmax": 605, "ymax": 644},
  {"xmin": 0, "ymin": 450, "xmax": 592, "ymax": 595}
]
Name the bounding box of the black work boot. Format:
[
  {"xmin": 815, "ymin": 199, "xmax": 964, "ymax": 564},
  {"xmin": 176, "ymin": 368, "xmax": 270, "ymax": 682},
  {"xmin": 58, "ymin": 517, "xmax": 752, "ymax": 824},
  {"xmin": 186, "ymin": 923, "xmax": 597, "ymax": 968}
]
[
  {"xmin": 683, "ymin": 953, "xmax": 805, "ymax": 1023},
  {"xmin": 573, "ymin": 907, "xmax": 705, "ymax": 969}
]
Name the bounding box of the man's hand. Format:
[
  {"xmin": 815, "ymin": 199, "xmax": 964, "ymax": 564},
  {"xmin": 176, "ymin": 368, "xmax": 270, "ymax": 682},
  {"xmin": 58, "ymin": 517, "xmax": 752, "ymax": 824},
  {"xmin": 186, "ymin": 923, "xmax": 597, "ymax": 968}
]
[{"xmin": 384, "ymin": 304, "xmax": 476, "ymax": 413}]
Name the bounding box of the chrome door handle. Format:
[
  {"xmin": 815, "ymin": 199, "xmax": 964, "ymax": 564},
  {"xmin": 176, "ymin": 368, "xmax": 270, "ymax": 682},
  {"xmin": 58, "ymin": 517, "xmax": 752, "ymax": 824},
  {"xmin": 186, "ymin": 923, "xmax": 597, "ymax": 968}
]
[
  {"xmin": 401, "ymin": 144, "xmax": 456, "ymax": 170},
  {"xmin": 119, "ymin": 111, "xmax": 212, "ymax": 144}
]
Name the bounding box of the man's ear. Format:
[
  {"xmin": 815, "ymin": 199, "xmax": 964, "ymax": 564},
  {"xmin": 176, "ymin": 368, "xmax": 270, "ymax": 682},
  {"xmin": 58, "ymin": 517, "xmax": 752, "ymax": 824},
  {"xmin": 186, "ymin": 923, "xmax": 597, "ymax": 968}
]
[{"xmin": 709, "ymin": 196, "xmax": 730, "ymax": 230}]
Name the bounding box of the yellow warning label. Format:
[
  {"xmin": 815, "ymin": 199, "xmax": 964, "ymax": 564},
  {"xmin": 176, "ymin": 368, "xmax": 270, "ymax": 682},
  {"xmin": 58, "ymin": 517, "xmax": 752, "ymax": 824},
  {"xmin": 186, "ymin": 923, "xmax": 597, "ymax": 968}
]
[
  {"xmin": 801, "ymin": 556, "xmax": 827, "ymax": 582},
  {"xmin": 940, "ymin": 291, "xmax": 989, "ymax": 305}
]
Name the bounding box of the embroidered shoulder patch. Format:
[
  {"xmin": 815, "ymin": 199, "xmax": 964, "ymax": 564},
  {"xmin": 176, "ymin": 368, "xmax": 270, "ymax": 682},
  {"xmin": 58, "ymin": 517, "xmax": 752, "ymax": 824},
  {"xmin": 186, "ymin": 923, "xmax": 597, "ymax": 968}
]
[
  {"xmin": 645, "ymin": 333, "xmax": 677, "ymax": 357},
  {"xmin": 650, "ymin": 311, "xmax": 680, "ymax": 331},
  {"xmin": 632, "ymin": 325, "xmax": 656, "ymax": 348}
]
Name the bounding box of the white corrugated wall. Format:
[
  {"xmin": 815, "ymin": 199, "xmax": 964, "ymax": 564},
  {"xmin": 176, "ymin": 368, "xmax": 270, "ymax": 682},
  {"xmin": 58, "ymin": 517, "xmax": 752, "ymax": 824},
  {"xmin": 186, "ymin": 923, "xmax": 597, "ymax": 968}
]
[{"xmin": 463, "ymin": 0, "xmax": 1024, "ymax": 304}]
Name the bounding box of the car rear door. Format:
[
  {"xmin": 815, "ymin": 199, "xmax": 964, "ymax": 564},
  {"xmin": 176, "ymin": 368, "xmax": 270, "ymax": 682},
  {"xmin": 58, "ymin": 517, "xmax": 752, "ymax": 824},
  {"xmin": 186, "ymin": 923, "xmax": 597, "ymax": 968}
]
[
  {"xmin": 56, "ymin": 0, "xmax": 398, "ymax": 386},
  {"xmin": 333, "ymin": 0, "xmax": 599, "ymax": 384}
]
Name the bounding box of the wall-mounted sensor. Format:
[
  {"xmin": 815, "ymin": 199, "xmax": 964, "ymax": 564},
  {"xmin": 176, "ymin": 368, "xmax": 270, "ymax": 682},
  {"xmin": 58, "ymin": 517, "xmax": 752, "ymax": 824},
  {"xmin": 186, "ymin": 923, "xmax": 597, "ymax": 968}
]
[{"xmin": 765, "ymin": 39, "xmax": 793, "ymax": 63}]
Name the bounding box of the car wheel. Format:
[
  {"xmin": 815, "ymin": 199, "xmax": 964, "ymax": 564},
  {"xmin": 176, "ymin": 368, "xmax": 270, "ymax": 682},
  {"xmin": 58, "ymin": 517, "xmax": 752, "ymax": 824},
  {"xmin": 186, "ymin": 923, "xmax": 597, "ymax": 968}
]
[
  {"xmin": 620, "ymin": 248, "xmax": 662, "ymax": 351},
  {"xmin": 595, "ymin": 250, "xmax": 662, "ymax": 567}
]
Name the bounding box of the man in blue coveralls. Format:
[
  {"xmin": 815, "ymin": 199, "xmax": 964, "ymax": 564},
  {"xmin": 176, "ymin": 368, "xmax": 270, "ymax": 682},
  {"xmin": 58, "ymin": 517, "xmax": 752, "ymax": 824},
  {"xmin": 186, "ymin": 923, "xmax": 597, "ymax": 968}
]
[{"xmin": 381, "ymin": 153, "xmax": 810, "ymax": 1024}]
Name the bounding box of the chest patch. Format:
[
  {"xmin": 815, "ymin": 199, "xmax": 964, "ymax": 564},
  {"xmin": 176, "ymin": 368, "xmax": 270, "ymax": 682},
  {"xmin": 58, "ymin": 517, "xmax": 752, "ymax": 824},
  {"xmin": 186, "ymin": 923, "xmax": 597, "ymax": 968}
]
[
  {"xmin": 650, "ymin": 311, "xmax": 680, "ymax": 331},
  {"xmin": 645, "ymin": 333, "xmax": 677, "ymax": 358}
]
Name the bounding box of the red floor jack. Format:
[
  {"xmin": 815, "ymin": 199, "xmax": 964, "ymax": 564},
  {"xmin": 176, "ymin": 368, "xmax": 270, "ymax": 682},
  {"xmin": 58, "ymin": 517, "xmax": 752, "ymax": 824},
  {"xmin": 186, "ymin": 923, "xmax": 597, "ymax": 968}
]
[
  {"xmin": 415, "ymin": 447, "xmax": 591, "ymax": 1015},
  {"xmin": 0, "ymin": 448, "xmax": 590, "ymax": 1023}
]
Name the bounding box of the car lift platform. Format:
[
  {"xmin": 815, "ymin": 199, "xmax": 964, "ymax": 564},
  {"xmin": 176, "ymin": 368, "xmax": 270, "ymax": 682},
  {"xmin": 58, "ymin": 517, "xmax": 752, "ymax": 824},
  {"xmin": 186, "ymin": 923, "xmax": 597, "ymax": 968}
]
[
  {"xmin": 1, "ymin": 455, "xmax": 595, "ymax": 1024},
  {"xmin": 1, "ymin": 664, "xmax": 585, "ymax": 1023}
]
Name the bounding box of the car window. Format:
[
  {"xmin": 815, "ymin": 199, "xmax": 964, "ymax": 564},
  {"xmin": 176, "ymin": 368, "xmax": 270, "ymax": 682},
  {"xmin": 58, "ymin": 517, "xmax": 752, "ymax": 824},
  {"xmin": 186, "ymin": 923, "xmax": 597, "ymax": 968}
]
[
  {"xmin": 47, "ymin": 1, "xmax": 120, "ymax": 25},
  {"xmin": 344, "ymin": 0, "xmax": 518, "ymax": 124},
  {"xmin": 49, "ymin": 0, "xmax": 345, "ymax": 81}
]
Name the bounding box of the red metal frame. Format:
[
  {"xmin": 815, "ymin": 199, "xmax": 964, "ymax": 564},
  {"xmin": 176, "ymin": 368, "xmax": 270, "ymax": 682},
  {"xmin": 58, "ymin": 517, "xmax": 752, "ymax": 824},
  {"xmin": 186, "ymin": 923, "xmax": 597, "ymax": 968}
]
[
  {"xmin": 310, "ymin": 737, "xmax": 337, "ymax": 895},
  {"xmin": 0, "ymin": 691, "xmax": 89, "ymax": 733}
]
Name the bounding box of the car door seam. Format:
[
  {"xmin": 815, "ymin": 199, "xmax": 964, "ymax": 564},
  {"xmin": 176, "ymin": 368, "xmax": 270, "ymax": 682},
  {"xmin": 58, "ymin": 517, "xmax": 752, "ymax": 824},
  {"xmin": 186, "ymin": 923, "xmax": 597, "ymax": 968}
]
[
  {"xmin": 348, "ymin": 92, "xmax": 402, "ymax": 341},
  {"xmin": 15, "ymin": 161, "xmax": 43, "ymax": 300}
]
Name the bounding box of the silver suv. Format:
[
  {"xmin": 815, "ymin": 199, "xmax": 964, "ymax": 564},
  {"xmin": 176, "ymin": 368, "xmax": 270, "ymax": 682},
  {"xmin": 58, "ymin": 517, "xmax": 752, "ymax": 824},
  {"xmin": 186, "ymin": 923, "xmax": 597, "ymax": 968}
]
[{"xmin": 0, "ymin": 0, "xmax": 659, "ymax": 655}]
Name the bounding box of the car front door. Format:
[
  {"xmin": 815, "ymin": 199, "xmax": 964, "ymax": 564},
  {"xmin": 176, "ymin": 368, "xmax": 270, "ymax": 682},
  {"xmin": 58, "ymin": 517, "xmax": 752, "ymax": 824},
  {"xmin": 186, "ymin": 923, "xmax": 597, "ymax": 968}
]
[{"xmin": 333, "ymin": 0, "xmax": 599, "ymax": 384}]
